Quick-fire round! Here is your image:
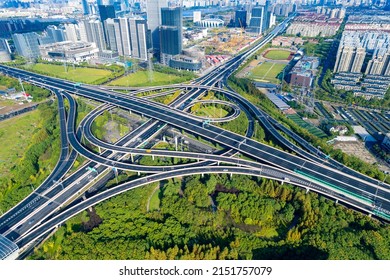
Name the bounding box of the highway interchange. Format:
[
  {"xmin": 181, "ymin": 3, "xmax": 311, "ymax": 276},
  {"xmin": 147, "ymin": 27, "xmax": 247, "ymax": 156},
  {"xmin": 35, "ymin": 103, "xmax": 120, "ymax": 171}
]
[{"xmin": 0, "ymin": 16, "xmax": 390, "ymax": 258}]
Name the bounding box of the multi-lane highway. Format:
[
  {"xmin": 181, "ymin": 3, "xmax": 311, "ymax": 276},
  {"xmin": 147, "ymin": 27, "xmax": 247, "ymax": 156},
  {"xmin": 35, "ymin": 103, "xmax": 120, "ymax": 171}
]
[{"xmin": 1, "ymin": 15, "xmax": 390, "ymax": 258}]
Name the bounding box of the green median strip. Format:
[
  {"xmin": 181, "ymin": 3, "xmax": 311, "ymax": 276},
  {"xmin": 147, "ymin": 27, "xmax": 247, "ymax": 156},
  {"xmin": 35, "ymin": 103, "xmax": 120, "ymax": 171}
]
[
  {"xmin": 373, "ymin": 210, "xmax": 390, "ymax": 220},
  {"xmin": 294, "ymin": 169, "xmax": 374, "ymax": 205}
]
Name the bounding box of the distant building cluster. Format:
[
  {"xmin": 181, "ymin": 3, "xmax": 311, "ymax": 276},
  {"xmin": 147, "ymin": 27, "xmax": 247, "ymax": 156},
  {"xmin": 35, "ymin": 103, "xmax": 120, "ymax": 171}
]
[
  {"xmin": 286, "ymin": 12, "xmax": 342, "ymax": 38},
  {"xmin": 271, "ymin": 3, "xmax": 297, "ymax": 17},
  {"xmin": 288, "ymin": 56, "xmax": 320, "ymax": 88},
  {"xmin": 315, "ymin": 6, "xmax": 346, "ymax": 19},
  {"xmin": 331, "ymin": 73, "xmax": 390, "ymax": 99},
  {"xmin": 334, "ymin": 31, "xmax": 390, "ymax": 76},
  {"xmin": 231, "ymin": 1, "xmax": 277, "ymax": 35},
  {"xmin": 345, "ymin": 13, "xmax": 390, "ymax": 33},
  {"xmin": 272, "ymin": 36, "xmax": 305, "ymax": 47}
]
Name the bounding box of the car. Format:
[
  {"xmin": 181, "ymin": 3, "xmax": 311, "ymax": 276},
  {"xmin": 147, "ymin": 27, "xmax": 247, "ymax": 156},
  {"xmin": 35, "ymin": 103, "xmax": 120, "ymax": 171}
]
[{"xmin": 28, "ymin": 219, "xmax": 35, "ymax": 225}]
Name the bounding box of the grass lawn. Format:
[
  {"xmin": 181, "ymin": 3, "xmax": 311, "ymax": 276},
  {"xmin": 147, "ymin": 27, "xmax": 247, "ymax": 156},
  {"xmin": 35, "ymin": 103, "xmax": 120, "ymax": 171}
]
[
  {"xmin": 108, "ymin": 71, "xmax": 192, "ymax": 87},
  {"xmin": 193, "ymin": 105, "xmax": 229, "ymax": 119},
  {"xmin": 24, "ymin": 63, "xmax": 112, "ymax": 84},
  {"xmin": 248, "ymin": 62, "xmax": 286, "ymax": 84},
  {"xmin": 0, "ymin": 110, "xmax": 40, "ymax": 176},
  {"xmin": 264, "ymin": 49, "xmax": 292, "ymax": 60},
  {"xmin": 148, "ymin": 185, "xmax": 161, "ymax": 211},
  {"xmin": 287, "ymin": 114, "xmax": 328, "ymax": 138}
]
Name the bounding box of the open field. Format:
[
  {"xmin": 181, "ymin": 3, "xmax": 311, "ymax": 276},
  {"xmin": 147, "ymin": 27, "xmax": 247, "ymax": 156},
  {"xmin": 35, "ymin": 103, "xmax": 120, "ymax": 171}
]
[
  {"xmin": 287, "ymin": 114, "xmax": 328, "ymax": 138},
  {"xmin": 248, "ymin": 62, "xmax": 286, "ymax": 84},
  {"xmin": 192, "ymin": 105, "xmax": 229, "ymax": 119},
  {"xmin": 108, "ymin": 71, "xmax": 192, "ymax": 87},
  {"xmin": 23, "ymin": 63, "xmax": 112, "ymax": 84},
  {"xmin": 0, "ymin": 110, "xmax": 40, "ymax": 176},
  {"xmin": 263, "ymin": 49, "xmax": 292, "ymax": 60}
]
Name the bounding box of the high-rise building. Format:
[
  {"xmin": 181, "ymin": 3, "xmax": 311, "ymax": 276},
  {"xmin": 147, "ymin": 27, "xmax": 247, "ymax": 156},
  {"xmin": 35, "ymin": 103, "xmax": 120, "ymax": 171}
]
[
  {"xmin": 105, "ymin": 18, "xmax": 117, "ymax": 51},
  {"xmin": 334, "ymin": 45, "xmax": 355, "ymax": 72},
  {"xmin": 351, "ymin": 47, "xmax": 366, "ymax": 73},
  {"xmin": 98, "ymin": 5, "xmax": 116, "ymax": 46},
  {"xmin": 365, "ymin": 48, "xmax": 390, "ymax": 75},
  {"xmin": 90, "ymin": 20, "xmax": 106, "ymax": 51},
  {"xmin": 160, "ymin": 6, "xmax": 183, "ymax": 64},
  {"xmin": 46, "ymin": 25, "xmax": 66, "ymax": 43},
  {"xmin": 263, "ymin": 0, "xmax": 271, "ymax": 32},
  {"xmin": 98, "ymin": 5, "xmax": 116, "ymax": 23},
  {"xmin": 146, "ymin": 0, "xmax": 168, "ymax": 51},
  {"xmin": 113, "ymin": 19, "xmax": 123, "ymax": 55},
  {"xmin": 82, "ymin": 0, "xmax": 90, "ymax": 15},
  {"xmin": 80, "ymin": 20, "xmax": 106, "ymax": 51},
  {"xmin": 64, "ymin": 24, "xmax": 79, "ymax": 42},
  {"xmin": 335, "ymin": 31, "xmax": 390, "ymax": 75},
  {"xmin": 129, "ymin": 17, "xmax": 148, "ymax": 60},
  {"xmin": 79, "ymin": 19, "xmax": 93, "ymax": 42},
  {"xmin": 247, "ymin": 6, "xmax": 264, "ymax": 34},
  {"xmin": 235, "ymin": 9, "xmax": 247, "ymax": 28},
  {"xmin": 0, "ymin": 39, "xmax": 11, "ymax": 62},
  {"xmin": 114, "ymin": 17, "xmax": 132, "ymax": 56},
  {"xmin": 12, "ymin": 32, "xmax": 41, "ymax": 59}
]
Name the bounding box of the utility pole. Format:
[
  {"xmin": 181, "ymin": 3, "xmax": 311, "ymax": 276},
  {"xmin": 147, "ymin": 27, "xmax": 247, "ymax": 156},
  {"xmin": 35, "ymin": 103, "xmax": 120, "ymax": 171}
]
[{"xmin": 18, "ymin": 78, "xmax": 25, "ymax": 94}]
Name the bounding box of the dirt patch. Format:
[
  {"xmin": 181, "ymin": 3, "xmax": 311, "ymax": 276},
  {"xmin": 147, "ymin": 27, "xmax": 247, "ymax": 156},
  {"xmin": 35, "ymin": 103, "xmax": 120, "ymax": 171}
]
[
  {"xmin": 333, "ymin": 141, "xmax": 377, "ymax": 165},
  {"xmin": 103, "ymin": 120, "xmax": 121, "ymax": 143}
]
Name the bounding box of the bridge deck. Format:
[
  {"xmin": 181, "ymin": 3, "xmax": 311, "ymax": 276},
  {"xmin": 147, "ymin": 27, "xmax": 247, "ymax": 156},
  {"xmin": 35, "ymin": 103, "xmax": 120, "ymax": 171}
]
[{"xmin": 0, "ymin": 234, "xmax": 19, "ymax": 260}]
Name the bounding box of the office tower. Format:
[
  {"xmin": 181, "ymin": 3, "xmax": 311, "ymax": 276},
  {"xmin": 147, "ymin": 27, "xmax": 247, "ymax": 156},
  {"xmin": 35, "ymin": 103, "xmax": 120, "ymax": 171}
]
[
  {"xmin": 46, "ymin": 25, "xmax": 66, "ymax": 43},
  {"xmin": 129, "ymin": 17, "xmax": 148, "ymax": 60},
  {"xmin": 146, "ymin": 0, "xmax": 168, "ymax": 51},
  {"xmin": 105, "ymin": 18, "xmax": 117, "ymax": 51},
  {"xmin": 98, "ymin": 4, "xmax": 116, "ymax": 23},
  {"xmin": 114, "ymin": 19, "xmax": 123, "ymax": 55},
  {"xmin": 248, "ymin": 6, "xmax": 264, "ymax": 34},
  {"xmin": 12, "ymin": 32, "xmax": 40, "ymax": 59},
  {"xmin": 79, "ymin": 19, "xmax": 93, "ymax": 42},
  {"xmin": 160, "ymin": 6, "xmax": 183, "ymax": 64},
  {"xmin": 64, "ymin": 24, "xmax": 79, "ymax": 42},
  {"xmin": 98, "ymin": 4, "xmax": 116, "ymax": 45},
  {"xmin": 235, "ymin": 9, "xmax": 247, "ymax": 28},
  {"xmin": 90, "ymin": 20, "xmax": 106, "ymax": 51},
  {"xmin": 263, "ymin": 0, "xmax": 270, "ymax": 32},
  {"xmin": 82, "ymin": 0, "xmax": 90, "ymax": 15},
  {"xmin": 114, "ymin": 17, "xmax": 132, "ymax": 56}
]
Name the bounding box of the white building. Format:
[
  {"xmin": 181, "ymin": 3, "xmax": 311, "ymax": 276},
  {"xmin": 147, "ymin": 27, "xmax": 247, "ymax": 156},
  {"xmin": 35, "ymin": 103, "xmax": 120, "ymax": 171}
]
[
  {"xmin": 39, "ymin": 41, "xmax": 99, "ymax": 63},
  {"xmin": 193, "ymin": 11, "xmax": 201, "ymax": 23},
  {"xmin": 200, "ymin": 18, "xmax": 224, "ymax": 28}
]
